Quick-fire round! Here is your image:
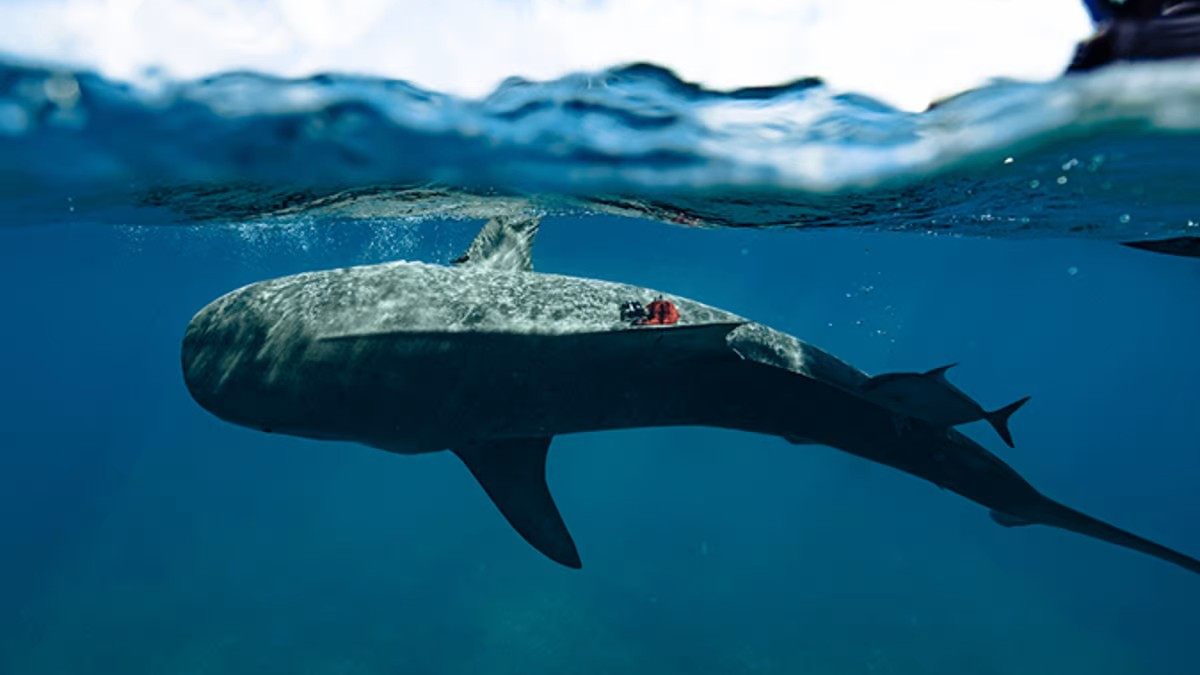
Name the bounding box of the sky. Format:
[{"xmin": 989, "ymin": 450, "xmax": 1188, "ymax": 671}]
[{"xmin": 0, "ymin": 0, "xmax": 1093, "ymax": 110}]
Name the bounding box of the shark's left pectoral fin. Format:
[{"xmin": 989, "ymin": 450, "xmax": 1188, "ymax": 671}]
[{"xmin": 452, "ymin": 437, "xmax": 581, "ymax": 569}]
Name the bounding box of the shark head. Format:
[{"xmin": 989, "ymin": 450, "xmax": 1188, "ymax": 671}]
[
  {"xmin": 180, "ymin": 283, "xmax": 331, "ymax": 440},
  {"xmin": 181, "ymin": 287, "xmax": 274, "ymax": 432}
]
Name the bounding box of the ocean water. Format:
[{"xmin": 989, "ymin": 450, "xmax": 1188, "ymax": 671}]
[{"xmin": 2, "ymin": 57, "xmax": 1200, "ymax": 675}]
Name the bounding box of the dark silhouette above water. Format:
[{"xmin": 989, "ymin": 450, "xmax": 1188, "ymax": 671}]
[
  {"xmin": 181, "ymin": 216, "xmax": 1200, "ymax": 576},
  {"xmin": 1070, "ymin": 1, "xmax": 1200, "ymax": 72}
]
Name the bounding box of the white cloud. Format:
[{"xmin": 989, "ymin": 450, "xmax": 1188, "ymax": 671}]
[{"xmin": 0, "ymin": 0, "xmax": 1092, "ymax": 110}]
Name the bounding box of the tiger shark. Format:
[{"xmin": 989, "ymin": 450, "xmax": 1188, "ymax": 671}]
[{"xmin": 181, "ymin": 216, "xmax": 1200, "ymax": 575}]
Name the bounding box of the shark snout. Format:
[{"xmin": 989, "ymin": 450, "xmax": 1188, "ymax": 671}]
[
  {"xmin": 181, "ymin": 302, "xmax": 233, "ymax": 419},
  {"xmin": 180, "ymin": 294, "xmax": 271, "ymax": 430}
]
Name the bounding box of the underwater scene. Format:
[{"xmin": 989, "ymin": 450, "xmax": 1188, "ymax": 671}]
[{"xmin": 3, "ymin": 3, "xmax": 1200, "ymax": 674}]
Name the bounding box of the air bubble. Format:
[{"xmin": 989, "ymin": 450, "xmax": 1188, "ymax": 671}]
[{"xmin": 44, "ymin": 74, "xmax": 80, "ymax": 108}]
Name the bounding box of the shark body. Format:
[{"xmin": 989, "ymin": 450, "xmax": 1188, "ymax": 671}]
[{"xmin": 181, "ymin": 218, "xmax": 1200, "ymax": 575}]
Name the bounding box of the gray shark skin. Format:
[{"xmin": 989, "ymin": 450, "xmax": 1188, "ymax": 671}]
[{"xmin": 180, "ymin": 224, "xmax": 1200, "ymax": 576}]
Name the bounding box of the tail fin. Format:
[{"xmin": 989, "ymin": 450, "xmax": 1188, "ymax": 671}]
[
  {"xmin": 986, "ymin": 396, "xmax": 1031, "ymax": 448},
  {"xmin": 1027, "ymin": 496, "xmax": 1200, "ymax": 577}
]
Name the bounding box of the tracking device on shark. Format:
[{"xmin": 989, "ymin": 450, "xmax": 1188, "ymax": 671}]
[{"xmin": 181, "ymin": 216, "xmax": 1200, "ymax": 576}]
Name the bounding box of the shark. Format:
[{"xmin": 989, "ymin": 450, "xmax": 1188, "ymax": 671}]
[{"xmin": 181, "ymin": 216, "xmax": 1200, "ymax": 575}]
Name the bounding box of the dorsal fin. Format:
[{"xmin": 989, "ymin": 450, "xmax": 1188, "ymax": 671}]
[
  {"xmin": 452, "ymin": 437, "xmax": 581, "ymax": 568},
  {"xmin": 922, "ymin": 363, "xmax": 958, "ymax": 381},
  {"xmin": 451, "ymin": 215, "xmax": 540, "ymax": 272}
]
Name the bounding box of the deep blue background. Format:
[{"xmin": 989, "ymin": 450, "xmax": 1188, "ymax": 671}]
[{"xmin": 1, "ymin": 217, "xmax": 1198, "ymax": 674}]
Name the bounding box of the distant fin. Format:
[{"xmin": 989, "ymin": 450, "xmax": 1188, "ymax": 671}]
[
  {"xmin": 452, "ymin": 437, "xmax": 581, "ymax": 569},
  {"xmin": 452, "ymin": 215, "xmax": 540, "ymax": 272},
  {"xmin": 922, "ymin": 363, "xmax": 958, "ymax": 381},
  {"xmin": 985, "ymin": 396, "xmax": 1031, "ymax": 448},
  {"xmin": 990, "ymin": 509, "xmax": 1034, "ymax": 528},
  {"xmin": 1123, "ymin": 237, "xmax": 1200, "ymax": 259}
]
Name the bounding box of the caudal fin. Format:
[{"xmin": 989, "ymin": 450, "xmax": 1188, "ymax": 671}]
[
  {"xmin": 986, "ymin": 396, "xmax": 1031, "ymax": 448},
  {"xmin": 1015, "ymin": 497, "xmax": 1200, "ymax": 578}
]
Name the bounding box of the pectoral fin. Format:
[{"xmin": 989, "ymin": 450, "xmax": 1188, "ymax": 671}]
[{"xmin": 452, "ymin": 437, "xmax": 581, "ymax": 569}]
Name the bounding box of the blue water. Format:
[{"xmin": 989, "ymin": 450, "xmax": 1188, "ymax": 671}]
[{"xmin": 2, "ymin": 57, "xmax": 1200, "ymax": 674}]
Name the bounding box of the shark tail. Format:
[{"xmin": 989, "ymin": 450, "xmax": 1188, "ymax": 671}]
[
  {"xmin": 985, "ymin": 396, "xmax": 1031, "ymax": 448},
  {"xmin": 993, "ymin": 497, "xmax": 1200, "ymax": 577}
]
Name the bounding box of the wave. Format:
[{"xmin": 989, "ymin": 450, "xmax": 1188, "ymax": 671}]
[{"xmin": 1, "ymin": 58, "xmax": 1199, "ymax": 248}]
